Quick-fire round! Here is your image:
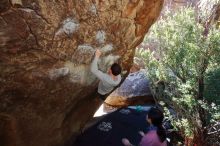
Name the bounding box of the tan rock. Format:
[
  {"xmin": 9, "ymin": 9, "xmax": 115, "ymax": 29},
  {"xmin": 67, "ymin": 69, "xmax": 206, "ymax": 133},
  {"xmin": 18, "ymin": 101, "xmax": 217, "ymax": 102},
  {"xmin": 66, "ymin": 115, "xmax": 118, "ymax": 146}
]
[{"xmin": 0, "ymin": 1, "xmax": 163, "ymax": 146}]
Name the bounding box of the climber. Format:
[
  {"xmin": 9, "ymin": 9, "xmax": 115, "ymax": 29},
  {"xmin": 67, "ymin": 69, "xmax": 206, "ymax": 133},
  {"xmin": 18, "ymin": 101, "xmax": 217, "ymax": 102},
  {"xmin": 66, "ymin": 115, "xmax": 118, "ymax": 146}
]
[{"xmin": 91, "ymin": 49, "xmax": 122, "ymax": 101}]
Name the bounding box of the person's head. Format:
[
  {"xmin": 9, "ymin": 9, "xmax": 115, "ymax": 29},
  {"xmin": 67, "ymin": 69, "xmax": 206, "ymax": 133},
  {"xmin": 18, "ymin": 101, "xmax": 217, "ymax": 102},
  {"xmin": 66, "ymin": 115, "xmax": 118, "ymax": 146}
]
[
  {"xmin": 147, "ymin": 107, "xmax": 166, "ymax": 142},
  {"xmin": 147, "ymin": 107, "xmax": 164, "ymax": 126},
  {"xmin": 109, "ymin": 63, "xmax": 121, "ymax": 76}
]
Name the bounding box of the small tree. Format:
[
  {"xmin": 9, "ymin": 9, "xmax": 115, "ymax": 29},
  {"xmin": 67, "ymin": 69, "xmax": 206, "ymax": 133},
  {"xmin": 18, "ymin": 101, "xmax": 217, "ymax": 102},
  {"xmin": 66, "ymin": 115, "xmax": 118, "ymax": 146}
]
[{"xmin": 137, "ymin": 6, "xmax": 220, "ymax": 145}]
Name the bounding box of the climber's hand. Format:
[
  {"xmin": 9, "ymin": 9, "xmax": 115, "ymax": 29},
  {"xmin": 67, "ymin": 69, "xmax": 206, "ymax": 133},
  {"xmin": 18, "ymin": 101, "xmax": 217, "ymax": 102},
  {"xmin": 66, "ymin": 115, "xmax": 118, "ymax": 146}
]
[{"xmin": 95, "ymin": 49, "xmax": 102, "ymax": 58}]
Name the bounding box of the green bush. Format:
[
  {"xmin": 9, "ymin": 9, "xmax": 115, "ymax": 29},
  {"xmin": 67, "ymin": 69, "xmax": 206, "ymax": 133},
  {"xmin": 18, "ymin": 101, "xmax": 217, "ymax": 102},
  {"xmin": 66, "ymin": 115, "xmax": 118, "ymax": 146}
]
[
  {"xmin": 204, "ymin": 68, "xmax": 220, "ymax": 104},
  {"xmin": 137, "ymin": 6, "xmax": 220, "ymax": 145}
]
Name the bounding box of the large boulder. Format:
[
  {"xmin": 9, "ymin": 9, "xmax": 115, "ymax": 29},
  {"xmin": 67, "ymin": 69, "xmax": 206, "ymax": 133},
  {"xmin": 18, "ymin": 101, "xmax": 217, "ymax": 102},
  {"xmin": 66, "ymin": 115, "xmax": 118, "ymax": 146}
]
[
  {"xmin": 0, "ymin": 0, "xmax": 163, "ymax": 146},
  {"xmin": 105, "ymin": 70, "xmax": 154, "ymax": 108}
]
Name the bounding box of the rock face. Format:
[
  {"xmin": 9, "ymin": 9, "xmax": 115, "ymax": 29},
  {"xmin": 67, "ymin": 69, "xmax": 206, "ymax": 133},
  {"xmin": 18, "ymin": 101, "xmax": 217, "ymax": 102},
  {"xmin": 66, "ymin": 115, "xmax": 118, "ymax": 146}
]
[
  {"xmin": 114, "ymin": 70, "xmax": 151, "ymax": 98},
  {"xmin": 0, "ymin": 1, "xmax": 163, "ymax": 146},
  {"xmin": 105, "ymin": 70, "xmax": 154, "ymax": 107}
]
